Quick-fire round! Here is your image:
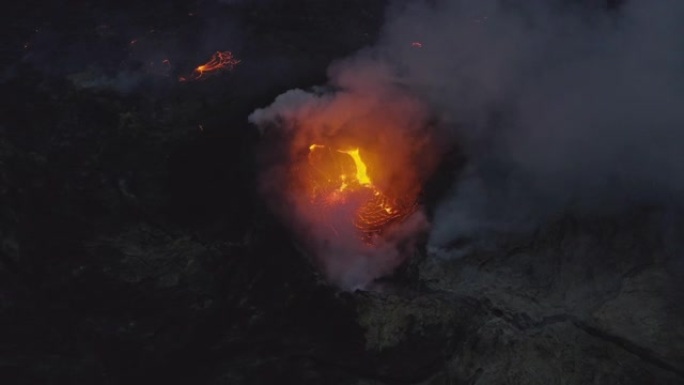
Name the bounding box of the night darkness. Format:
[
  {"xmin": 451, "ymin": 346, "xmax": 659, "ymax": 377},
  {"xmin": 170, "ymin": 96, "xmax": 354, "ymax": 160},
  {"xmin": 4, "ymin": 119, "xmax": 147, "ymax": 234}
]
[{"xmin": 2, "ymin": 0, "xmax": 683, "ymax": 384}]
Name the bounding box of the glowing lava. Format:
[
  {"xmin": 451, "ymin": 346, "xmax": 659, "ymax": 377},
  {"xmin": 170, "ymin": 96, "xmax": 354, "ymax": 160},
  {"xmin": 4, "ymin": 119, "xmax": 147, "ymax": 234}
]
[
  {"xmin": 339, "ymin": 149, "xmax": 372, "ymax": 186},
  {"xmin": 307, "ymin": 144, "xmax": 413, "ymax": 238},
  {"xmin": 179, "ymin": 51, "xmax": 240, "ymax": 82}
]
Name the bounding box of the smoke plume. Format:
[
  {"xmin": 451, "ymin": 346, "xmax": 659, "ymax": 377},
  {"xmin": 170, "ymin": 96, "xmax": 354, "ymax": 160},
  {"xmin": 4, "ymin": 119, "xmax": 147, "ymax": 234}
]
[
  {"xmin": 251, "ymin": 0, "xmax": 684, "ymax": 284},
  {"xmin": 249, "ymin": 59, "xmax": 439, "ymax": 289},
  {"xmin": 375, "ymin": 0, "xmax": 684, "ymax": 252}
]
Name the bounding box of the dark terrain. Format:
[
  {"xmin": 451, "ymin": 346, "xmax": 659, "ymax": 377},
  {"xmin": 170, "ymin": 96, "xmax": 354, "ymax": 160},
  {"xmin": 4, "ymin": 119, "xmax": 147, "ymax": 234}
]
[{"xmin": 1, "ymin": 1, "xmax": 683, "ymax": 384}]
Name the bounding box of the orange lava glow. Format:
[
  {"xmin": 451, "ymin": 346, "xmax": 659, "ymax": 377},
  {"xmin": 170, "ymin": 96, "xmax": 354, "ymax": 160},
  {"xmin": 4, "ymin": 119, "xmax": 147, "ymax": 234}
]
[
  {"xmin": 306, "ymin": 144, "xmax": 415, "ymax": 238},
  {"xmin": 179, "ymin": 51, "xmax": 240, "ymax": 82}
]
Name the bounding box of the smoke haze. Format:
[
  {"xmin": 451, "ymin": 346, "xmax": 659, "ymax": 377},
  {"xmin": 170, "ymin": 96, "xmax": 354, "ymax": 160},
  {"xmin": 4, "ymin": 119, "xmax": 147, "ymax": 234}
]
[{"xmin": 374, "ymin": 0, "xmax": 684, "ymax": 250}]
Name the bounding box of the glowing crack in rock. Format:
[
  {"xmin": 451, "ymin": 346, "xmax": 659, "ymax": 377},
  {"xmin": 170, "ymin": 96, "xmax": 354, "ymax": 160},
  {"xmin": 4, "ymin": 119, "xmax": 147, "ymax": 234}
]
[{"xmin": 179, "ymin": 51, "xmax": 240, "ymax": 82}]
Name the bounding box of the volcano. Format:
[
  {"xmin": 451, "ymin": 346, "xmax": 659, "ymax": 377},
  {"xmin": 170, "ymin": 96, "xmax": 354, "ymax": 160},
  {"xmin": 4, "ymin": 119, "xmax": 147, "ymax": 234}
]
[{"xmin": 2, "ymin": 0, "xmax": 683, "ymax": 384}]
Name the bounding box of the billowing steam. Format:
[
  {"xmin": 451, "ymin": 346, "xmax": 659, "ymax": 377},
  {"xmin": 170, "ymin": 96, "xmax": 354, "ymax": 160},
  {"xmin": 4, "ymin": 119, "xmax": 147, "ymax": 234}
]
[
  {"xmin": 373, "ymin": 0, "xmax": 684, "ymax": 253},
  {"xmin": 251, "ymin": 0, "xmax": 684, "ymax": 285},
  {"xmin": 249, "ymin": 60, "xmax": 439, "ymax": 289}
]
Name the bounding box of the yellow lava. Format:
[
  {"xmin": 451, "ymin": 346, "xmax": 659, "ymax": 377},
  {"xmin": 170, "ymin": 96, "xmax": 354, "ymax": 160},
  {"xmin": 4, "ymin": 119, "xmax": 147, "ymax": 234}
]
[{"xmin": 337, "ymin": 148, "xmax": 371, "ymax": 186}]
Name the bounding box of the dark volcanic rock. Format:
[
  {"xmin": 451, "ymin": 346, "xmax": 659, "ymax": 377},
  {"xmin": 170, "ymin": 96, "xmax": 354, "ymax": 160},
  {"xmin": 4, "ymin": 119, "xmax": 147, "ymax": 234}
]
[
  {"xmin": 1, "ymin": 1, "xmax": 390, "ymax": 383},
  {"xmin": 416, "ymin": 210, "xmax": 684, "ymax": 384}
]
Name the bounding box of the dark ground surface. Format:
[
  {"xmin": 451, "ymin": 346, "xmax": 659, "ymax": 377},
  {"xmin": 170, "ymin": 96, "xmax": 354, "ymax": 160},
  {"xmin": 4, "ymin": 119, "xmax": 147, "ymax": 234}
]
[
  {"xmin": 1, "ymin": 1, "xmax": 395, "ymax": 383},
  {"xmin": 2, "ymin": 1, "xmax": 683, "ymax": 385}
]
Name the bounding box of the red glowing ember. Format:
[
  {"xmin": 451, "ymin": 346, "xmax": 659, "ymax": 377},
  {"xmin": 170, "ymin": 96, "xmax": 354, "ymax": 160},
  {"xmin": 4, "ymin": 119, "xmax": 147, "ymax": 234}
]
[{"xmin": 179, "ymin": 51, "xmax": 240, "ymax": 82}]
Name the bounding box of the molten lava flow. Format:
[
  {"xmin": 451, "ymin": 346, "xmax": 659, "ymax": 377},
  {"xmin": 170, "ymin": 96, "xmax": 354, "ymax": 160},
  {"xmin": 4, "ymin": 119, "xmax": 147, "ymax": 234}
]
[
  {"xmin": 307, "ymin": 144, "xmax": 414, "ymax": 239},
  {"xmin": 179, "ymin": 51, "xmax": 240, "ymax": 82},
  {"xmin": 338, "ymin": 149, "xmax": 372, "ymax": 186}
]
